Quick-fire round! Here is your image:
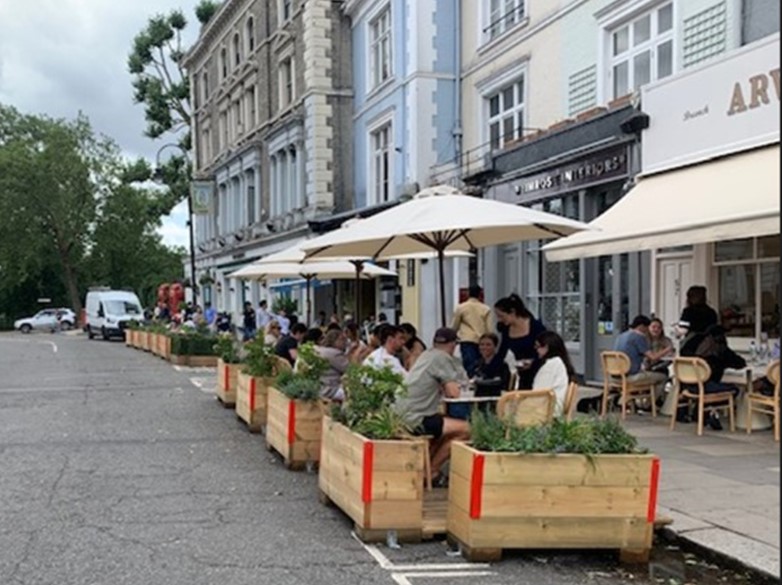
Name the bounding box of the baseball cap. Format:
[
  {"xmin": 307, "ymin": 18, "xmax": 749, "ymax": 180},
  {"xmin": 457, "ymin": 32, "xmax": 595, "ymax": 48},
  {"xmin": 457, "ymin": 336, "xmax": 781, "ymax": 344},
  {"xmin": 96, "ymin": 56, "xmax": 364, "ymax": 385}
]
[{"xmin": 433, "ymin": 327, "xmax": 459, "ymax": 344}]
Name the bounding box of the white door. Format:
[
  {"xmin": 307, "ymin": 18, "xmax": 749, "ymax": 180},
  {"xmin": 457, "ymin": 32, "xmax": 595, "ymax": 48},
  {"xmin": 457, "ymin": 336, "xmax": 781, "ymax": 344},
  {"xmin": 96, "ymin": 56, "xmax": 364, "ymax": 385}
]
[{"xmin": 658, "ymin": 258, "xmax": 693, "ymax": 338}]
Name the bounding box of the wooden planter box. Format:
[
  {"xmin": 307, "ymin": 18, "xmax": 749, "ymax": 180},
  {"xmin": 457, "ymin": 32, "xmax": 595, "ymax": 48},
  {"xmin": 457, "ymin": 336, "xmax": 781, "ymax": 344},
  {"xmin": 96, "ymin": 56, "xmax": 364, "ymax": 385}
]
[
  {"xmin": 188, "ymin": 355, "xmax": 218, "ymax": 368},
  {"xmin": 125, "ymin": 330, "xmax": 133, "ymax": 346},
  {"xmin": 447, "ymin": 442, "xmax": 660, "ymax": 562},
  {"xmin": 215, "ymin": 359, "xmax": 242, "ymax": 406},
  {"xmin": 169, "ymin": 353, "xmax": 189, "ymax": 366},
  {"xmin": 142, "ymin": 331, "xmax": 152, "ymax": 352},
  {"xmin": 265, "ymin": 387, "xmax": 323, "ymax": 469},
  {"xmin": 160, "ymin": 335, "xmax": 171, "ymax": 360},
  {"xmin": 235, "ymin": 371, "xmax": 270, "ymax": 432},
  {"xmin": 318, "ymin": 416, "xmax": 430, "ymax": 542},
  {"xmin": 150, "ymin": 333, "xmax": 161, "ymax": 357}
]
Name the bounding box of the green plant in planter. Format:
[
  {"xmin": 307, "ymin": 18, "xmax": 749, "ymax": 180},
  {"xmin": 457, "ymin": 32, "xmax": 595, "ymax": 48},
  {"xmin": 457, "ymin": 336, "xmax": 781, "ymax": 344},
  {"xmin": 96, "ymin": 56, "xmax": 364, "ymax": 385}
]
[
  {"xmin": 331, "ymin": 364, "xmax": 411, "ymax": 440},
  {"xmin": 127, "ymin": 320, "xmax": 141, "ymax": 331},
  {"xmin": 469, "ymin": 409, "xmax": 647, "ymax": 456},
  {"xmin": 214, "ymin": 333, "xmax": 242, "ymax": 364},
  {"xmin": 275, "ymin": 370, "xmax": 321, "ymax": 401},
  {"xmin": 243, "ymin": 337, "xmax": 279, "ymax": 377},
  {"xmin": 272, "ymin": 296, "xmax": 297, "ymax": 316},
  {"xmin": 295, "ymin": 342, "xmax": 329, "ymax": 381}
]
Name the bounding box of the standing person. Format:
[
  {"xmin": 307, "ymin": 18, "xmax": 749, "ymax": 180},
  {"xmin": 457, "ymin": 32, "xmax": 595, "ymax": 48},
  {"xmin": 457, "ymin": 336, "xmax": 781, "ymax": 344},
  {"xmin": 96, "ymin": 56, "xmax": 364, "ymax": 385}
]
[
  {"xmin": 493, "ymin": 294, "xmax": 547, "ymax": 389},
  {"xmin": 275, "ymin": 323, "xmax": 307, "ymax": 366},
  {"xmin": 242, "ymin": 301, "xmax": 257, "ymax": 341},
  {"xmin": 532, "ymin": 331, "xmax": 577, "ymax": 417},
  {"xmin": 677, "ymin": 285, "xmax": 718, "ymax": 344},
  {"xmin": 204, "ymin": 302, "xmax": 217, "ymax": 328},
  {"xmin": 256, "ymin": 300, "xmax": 271, "ymax": 331},
  {"xmin": 451, "ymin": 285, "xmax": 492, "ymax": 377},
  {"xmin": 363, "ymin": 324, "xmax": 407, "ymax": 376},
  {"xmin": 317, "ymin": 310, "xmax": 328, "ymax": 330},
  {"xmin": 393, "ymin": 327, "xmax": 471, "ymax": 487},
  {"xmin": 614, "ymin": 315, "xmax": 668, "ymax": 403},
  {"xmin": 276, "ymin": 307, "xmax": 291, "ymax": 336}
]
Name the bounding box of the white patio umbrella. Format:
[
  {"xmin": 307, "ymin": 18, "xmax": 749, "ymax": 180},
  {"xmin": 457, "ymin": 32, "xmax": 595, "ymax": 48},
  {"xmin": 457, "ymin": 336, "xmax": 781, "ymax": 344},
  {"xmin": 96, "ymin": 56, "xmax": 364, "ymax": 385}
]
[
  {"xmin": 230, "ymin": 261, "xmax": 396, "ymax": 325},
  {"xmin": 299, "ymin": 185, "xmax": 592, "ymax": 325}
]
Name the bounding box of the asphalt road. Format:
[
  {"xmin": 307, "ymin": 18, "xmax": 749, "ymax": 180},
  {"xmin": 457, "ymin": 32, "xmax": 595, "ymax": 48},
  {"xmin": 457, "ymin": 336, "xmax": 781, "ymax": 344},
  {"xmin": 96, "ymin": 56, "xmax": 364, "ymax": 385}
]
[{"xmin": 0, "ymin": 332, "xmax": 727, "ymax": 585}]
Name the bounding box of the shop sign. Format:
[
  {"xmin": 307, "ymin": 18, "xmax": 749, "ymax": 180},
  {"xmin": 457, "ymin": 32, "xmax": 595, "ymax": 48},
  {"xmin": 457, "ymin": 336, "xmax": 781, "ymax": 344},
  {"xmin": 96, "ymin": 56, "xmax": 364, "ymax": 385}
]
[
  {"xmin": 191, "ymin": 180, "xmax": 214, "ymax": 215},
  {"xmin": 501, "ymin": 146, "xmax": 629, "ymax": 203},
  {"xmin": 642, "ymin": 34, "xmax": 780, "ymax": 175}
]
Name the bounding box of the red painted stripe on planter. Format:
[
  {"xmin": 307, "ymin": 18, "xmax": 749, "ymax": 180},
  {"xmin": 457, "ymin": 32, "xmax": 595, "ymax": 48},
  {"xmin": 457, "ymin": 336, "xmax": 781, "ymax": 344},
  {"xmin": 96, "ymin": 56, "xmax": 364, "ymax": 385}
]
[
  {"xmin": 469, "ymin": 453, "xmax": 485, "ymax": 519},
  {"xmin": 249, "ymin": 377, "xmax": 256, "ymax": 411},
  {"xmin": 647, "ymin": 458, "xmax": 661, "ymax": 523},
  {"xmin": 287, "ymin": 400, "xmax": 296, "ymax": 445},
  {"xmin": 362, "ymin": 442, "xmax": 374, "ymax": 503}
]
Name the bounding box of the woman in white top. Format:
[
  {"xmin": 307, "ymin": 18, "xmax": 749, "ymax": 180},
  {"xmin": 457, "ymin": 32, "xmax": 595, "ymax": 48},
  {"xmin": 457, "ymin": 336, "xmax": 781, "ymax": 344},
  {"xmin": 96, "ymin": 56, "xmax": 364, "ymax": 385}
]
[{"xmin": 532, "ymin": 331, "xmax": 576, "ymax": 417}]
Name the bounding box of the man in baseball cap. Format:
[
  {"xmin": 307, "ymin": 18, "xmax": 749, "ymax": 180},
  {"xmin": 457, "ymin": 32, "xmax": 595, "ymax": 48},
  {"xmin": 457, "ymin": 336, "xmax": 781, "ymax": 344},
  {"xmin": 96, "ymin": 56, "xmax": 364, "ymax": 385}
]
[{"xmin": 393, "ymin": 327, "xmax": 469, "ymax": 487}]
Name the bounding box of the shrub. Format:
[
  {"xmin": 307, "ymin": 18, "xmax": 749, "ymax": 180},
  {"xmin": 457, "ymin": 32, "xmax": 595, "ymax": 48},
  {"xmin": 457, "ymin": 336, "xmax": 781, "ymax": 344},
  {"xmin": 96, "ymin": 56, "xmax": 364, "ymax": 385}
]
[
  {"xmin": 243, "ymin": 337, "xmax": 279, "ymax": 377},
  {"xmin": 294, "ymin": 342, "xmax": 328, "ymax": 381},
  {"xmin": 275, "ymin": 371, "xmax": 321, "ymax": 401},
  {"xmin": 214, "ymin": 333, "xmax": 242, "ymax": 364}
]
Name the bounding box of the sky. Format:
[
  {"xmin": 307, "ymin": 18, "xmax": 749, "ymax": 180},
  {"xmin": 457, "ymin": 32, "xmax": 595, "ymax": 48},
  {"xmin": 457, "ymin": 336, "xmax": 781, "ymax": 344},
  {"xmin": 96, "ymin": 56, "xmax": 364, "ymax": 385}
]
[{"xmin": 0, "ymin": 0, "xmax": 205, "ymax": 248}]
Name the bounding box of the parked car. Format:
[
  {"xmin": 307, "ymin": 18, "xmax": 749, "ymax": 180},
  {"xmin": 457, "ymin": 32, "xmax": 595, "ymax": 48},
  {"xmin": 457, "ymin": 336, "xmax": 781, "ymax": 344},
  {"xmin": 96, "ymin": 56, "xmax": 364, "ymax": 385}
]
[{"xmin": 14, "ymin": 308, "xmax": 76, "ymax": 333}]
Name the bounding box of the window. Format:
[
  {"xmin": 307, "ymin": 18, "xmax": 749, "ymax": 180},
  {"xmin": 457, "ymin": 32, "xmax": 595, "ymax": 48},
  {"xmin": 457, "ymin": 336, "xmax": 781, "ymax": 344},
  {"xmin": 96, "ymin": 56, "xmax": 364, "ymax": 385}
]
[
  {"xmin": 219, "ymin": 111, "xmax": 228, "ymax": 150},
  {"xmin": 487, "ymin": 76, "xmax": 525, "ymax": 150},
  {"xmin": 270, "ymin": 142, "xmax": 303, "ymax": 216},
  {"xmin": 246, "ymin": 170, "xmax": 256, "ymax": 225},
  {"xmin": 280, "ymin": 0, "xmax": 292, "ymax": 23},
  {"xmin": 246, "ymin": 17, "xmax": 255, "ymax": 52},
  {"xmin": 370, "ymin": 123, "xmax": 392, "ymax": 204},
  {"xmin": 485, "ymin": 0, "xmax": 526, "ymax": 41},
  {"xmin": 201, "ymin": 128, "xmax": 211, "ymax": 165},
  {"xmin": 742, "ymin": 0, "xmax": 780, "ymax": 45},
  {"xmin": 609, "ymin": 3, "xmax": 674, "ymax": 99},
  {"xmin": 234, "ymin": 99, "xmax": 242, "ymax": 136},
  {"xmin": 233, "ymin": 33, "xmax": 241, "ymax": 66},
  {"xmin": 714, "ymin": 236, "xmax": 780, "ymax": 339},
  {"xmin": 202, "ymin": 72, "xmax": 209, "ymax": 104},
  {"xmin": 279, "ymin": 57, "xmax": 294, "ymax": 110},
  {"xmin": 246, "ymin": 85, "xmax": 257, "ymax": 128},
  {"xmin": 220, "ymin": 48, "xmax": 228, "ymax": 79},
  {"xmin": 369, "ymin": 7, "xmax": 392, "ymax": 89}
]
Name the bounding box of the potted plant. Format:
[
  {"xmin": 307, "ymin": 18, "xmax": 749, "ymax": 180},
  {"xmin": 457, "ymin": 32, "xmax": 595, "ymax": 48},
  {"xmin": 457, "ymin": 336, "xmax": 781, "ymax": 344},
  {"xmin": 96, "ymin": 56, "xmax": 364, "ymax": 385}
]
[
  {"xmin": 236, "ymin": 337, "xmax": 288, "ymax": 432},
  {"xmin": 169, "ymin": 327, "xmax": 218, "ymax": 367},
  {"xmin": 318, "ymin": 365, "xmax": 431, "ymax": 543},
  {"xmin": 214, "ymin": 333, "xmax": 243, "ymax": 406},
  {"xmin": 265, "ymin": 343, "xmax": 328, "ymax": 469},
  {"xmin": 125, "ymin": 320, "xmax": 141, "ymax": 348},
  {"xmin": 447, "ymin": 411, "xmax": 660, "ymax": 562}
]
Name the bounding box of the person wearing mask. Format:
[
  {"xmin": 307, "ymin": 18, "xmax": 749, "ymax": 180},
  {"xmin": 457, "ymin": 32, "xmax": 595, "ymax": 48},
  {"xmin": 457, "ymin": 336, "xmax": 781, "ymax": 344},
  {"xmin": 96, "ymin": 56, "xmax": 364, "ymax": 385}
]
[
  {"xmin": 315, "ymin": 329, "xmax": 350, "ymax": 401},
  {"xmin": 256, "ymin": 300, "xmax": 271, "ymax": 332},
  {"xmin": 681, "ymin": 324, "xmax": 746, "ymax": 430},
  {"xmin": 677, "ymin": 286, "xmax": 718, "ymax": 344},
  {"xmin": 275, "ymin": 323, "xmax": 307, "ymax": 366},
  {"xmin": 399, "ymin": 322, "xmax": 427, "ymax": 370},
  {"xmin": 451, "ymin": 285, "xmax": 492, "ymax": 377},
  {"xmin": 614, "ymin": 315, "xmax": 668, "ymax": 404},
  {"xmin": 493, "ymin": 294, "xmax": 547, "ymax": 389},
  {"xmin": 394, "ymin": 328, "xmax": 471, "ymax": 487},
  {"xmin": 533, "ymin": 331, "xmax": 577, "ymax": 417},
  {"xmin": 242, "ymin": 301, "xmax": 257, "ymax": 341},
  {"xmin": 264, "ymin": 319, "xmax": 282, "ymax": 346},
  {"xmin": 363, "ymin": 324, "xmax": 407, "ymax": 376},
  {"xmin": 645, "ymin": 318, "xmax": 675, "ymax": 375}
]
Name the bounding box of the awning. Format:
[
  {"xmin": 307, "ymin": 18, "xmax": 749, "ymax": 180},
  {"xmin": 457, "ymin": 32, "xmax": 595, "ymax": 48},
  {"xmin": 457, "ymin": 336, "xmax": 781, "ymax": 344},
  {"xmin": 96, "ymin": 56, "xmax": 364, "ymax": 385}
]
[{"xmin": 543, "ymin": 145, "xmax": 780, "ymax": 261}]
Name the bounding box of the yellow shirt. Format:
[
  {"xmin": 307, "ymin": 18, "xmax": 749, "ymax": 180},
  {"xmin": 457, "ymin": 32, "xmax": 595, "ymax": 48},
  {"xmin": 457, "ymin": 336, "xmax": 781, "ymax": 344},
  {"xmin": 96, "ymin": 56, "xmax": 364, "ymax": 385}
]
[{"xmin": 451, "ymin": 298, "xmax": 492, "ymax": 344}]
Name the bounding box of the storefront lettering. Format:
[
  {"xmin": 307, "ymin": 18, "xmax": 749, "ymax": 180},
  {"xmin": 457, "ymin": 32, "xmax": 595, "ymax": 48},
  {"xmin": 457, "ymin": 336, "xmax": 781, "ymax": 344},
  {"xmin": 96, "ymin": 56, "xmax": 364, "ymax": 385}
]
[{"xmin": 727, "ymin": 67, "xmax": 781, "ymax": 115}]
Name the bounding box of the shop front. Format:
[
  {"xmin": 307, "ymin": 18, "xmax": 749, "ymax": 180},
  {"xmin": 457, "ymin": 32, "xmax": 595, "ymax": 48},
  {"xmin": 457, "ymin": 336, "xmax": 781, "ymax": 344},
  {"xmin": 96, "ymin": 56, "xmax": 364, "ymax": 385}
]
[
  {"xmin": 480, "ymin": 103, "xmax": 647, "ymax": 381},
  {"xmin": 544, "ymin": 34, "xmax": 780, "ymax": 349}
]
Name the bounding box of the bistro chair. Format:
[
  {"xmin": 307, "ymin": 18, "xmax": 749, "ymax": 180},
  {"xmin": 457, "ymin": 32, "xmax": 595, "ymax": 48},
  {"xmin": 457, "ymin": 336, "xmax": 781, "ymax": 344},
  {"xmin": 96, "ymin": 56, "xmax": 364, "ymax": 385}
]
[
  {"xmin": 496, "ymin": 389, "xmax": 555, "ymax": 429},
  {"xmin": 600, "ymin": 351, "xmax": 658, "ymax": 419},
  {"xmin": 746, "ymin": 359, "xmax": 780, "ymax": 442},
  {"xmin": 669, "ymin": 356, "xmax": 735, "ymax": 436},
  {"xmin": 562, "ymin": 381, "xmax": 579, "ymax": 421},
  {"xmin": 507, "ymin": 370, "xmax": 519, "ymax": 392}
]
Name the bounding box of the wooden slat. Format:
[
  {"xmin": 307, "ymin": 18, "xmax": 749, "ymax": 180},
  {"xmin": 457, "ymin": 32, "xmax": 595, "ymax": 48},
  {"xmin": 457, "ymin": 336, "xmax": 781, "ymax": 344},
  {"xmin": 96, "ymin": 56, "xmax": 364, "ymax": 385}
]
[
  {"xmin": 480, "ymin": 485, "xmax": 647, "ymax": 518},
  {"xmin": 371, "ymin": 471, "xmax": 422, "ymax": 501},
  {"xmin": 447, "ymin": 472, "xmax": 472, "ymax": 516},
  {"xmin": 366, "ymin": 501, "xmax": 423, "ymax": 530}
]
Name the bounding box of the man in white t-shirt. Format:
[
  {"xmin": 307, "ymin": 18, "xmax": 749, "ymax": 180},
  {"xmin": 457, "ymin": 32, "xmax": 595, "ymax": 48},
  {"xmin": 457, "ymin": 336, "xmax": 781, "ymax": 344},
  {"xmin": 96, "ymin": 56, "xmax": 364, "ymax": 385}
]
[
  {"xmin": 276, "ymin": 310, "xmax": 291, "ymax": 336},
  {"xmin": 256, "ymin": 300, "xmax": 271, "ymax": 330},
  {"xmin": 363, "ymin": 324, "xmax": 407, "ymax": 376}
]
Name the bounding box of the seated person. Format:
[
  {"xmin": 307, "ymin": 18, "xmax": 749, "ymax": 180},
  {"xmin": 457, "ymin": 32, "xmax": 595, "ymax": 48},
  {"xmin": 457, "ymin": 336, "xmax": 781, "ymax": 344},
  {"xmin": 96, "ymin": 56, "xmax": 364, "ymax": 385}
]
[
  {"xmin": 399, "ymin": 322, "xmax": 426, "ymax": 371},
  {"xmin": 645, "ymin": 318, "xmax": 675, "ymax": 374},
  {"xmin": 303, "ymin": 327, "xmax": 324, "ymax": 346},
  {"xmin": 614, "ymin": 315, "xmax": 668, "ymax": 403},
  {"xmin": 394, "ymin": 328, "xmax": 470, "ymax": 487},
  {"xmin": 363, "ymin": 324, "xmax": 407, "ymax": 376},
  {"xmin": 473, "ymin": 332, "xmax": 510, "ymax": 390},
  {"xmin": 681, "ymin": 324, "xmax": 746, "ymax": 430},
  {"xmin": 315, "ymin": 329, "xmax": 350, "ymax": 401},
  {"xmin": 275, "ymin": 323, "xmax": 307, "ymax": 366},
  {"xmin": 532, "ymin": 331, "xmax": 576, "ymax": 417}
]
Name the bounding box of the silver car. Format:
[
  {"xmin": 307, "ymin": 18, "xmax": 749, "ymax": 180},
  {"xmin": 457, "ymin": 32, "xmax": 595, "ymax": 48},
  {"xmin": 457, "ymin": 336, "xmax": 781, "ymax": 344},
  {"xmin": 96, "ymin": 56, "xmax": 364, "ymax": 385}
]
[{"xmin": 14, "ymin": 308, "xmax": 76, "ymax": 333}]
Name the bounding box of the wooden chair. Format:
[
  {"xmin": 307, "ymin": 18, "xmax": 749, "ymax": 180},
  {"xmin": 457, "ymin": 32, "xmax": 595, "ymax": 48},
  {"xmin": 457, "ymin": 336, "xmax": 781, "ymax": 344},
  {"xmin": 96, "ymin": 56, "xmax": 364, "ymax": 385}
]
[
  {"xmin": 507, "ymin": 370, "xmax": 518, "ymax": 391},
  {"xmin": 562, "ymin": 381, "xmax": 579, "ymax": 421},
  {"xmin": 746, "ymin": 360, "xmax": 780, "ymax": 441},
  {"xmin": 496, "ymin": 389, "xmax": 555, "ymax": 428},
  {"xmin": 669, "ymin": 356, "xmax": 735, "ymax": 436},
  {"xmin": 600, "ymin": 351, "xmax": 658, "ymax": 420}
]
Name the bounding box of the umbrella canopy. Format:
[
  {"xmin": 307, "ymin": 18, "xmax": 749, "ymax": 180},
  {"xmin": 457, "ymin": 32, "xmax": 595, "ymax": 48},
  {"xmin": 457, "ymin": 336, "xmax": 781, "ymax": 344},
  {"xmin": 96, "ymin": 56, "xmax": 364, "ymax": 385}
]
[{"xmin": 299, "ymin": 185, "xmax": 592, "ymax": 325}]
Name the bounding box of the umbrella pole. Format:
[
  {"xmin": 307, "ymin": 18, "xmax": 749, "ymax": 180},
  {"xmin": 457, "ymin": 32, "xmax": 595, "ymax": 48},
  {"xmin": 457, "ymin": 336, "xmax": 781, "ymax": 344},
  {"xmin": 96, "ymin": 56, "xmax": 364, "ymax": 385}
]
[
  {"xmin": 438, "ymin": 248, "xmax": 447, "ymax": 327},
  {"xmin": 306, "ymin": 276, "xmax": 312, "ymax": 326},
  {"xmin": 353, "ymin": 261, "xmax": 362, "ymax": 325}
]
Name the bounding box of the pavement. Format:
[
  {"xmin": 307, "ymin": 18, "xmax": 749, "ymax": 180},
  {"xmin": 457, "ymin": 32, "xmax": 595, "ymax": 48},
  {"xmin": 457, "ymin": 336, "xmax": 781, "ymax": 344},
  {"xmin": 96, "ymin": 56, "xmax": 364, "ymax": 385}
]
[{"xmin": 622, "ymin": 413, "xmax": 780, "ymax": 579}]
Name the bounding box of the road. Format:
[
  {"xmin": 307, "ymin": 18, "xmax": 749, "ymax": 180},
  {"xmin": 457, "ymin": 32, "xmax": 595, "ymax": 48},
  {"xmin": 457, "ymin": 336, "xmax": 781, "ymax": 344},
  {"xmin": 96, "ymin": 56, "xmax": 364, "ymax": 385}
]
[{"xmin": 0, "ymin": 332, "xmax": 751, "ymax": 585}]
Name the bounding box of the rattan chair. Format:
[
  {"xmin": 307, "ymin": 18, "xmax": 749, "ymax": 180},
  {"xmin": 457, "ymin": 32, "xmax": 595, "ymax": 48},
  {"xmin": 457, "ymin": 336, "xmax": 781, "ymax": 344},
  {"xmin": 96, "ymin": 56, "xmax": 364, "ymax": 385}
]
[
  {"xmin": 669, "ymin": 356, "xmax": 735, "ymax": 436},
  {"xmin": 746, "ymin": 360, "xmax": 780, "ymax": 441},
  {"xmin": 600, "ymin": 351, "xmax": 658, "ymax": 419}
]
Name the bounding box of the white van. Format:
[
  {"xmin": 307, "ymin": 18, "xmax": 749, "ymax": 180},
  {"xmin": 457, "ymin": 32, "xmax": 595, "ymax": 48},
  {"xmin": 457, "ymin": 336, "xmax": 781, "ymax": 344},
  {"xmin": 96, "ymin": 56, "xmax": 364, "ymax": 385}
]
[{"xmin": 84, "ymin": 289, "xmax": 144, "ymax": 340}]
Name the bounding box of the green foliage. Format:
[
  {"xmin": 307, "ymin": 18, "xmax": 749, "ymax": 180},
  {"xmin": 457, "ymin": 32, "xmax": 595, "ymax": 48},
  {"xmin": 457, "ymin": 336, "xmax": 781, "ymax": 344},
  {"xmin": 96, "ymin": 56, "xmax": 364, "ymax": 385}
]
[
  {"xmin": 170, "ymin": 331, "xmax": 217, "ymax": 356},
  {"xmin": 213, "ymin": 334, "xmax": 242, "ymax": 364},
  {"xmin": 272, "ymin": 296, "xmax": 298, "ymax": 316},
  {"xmin": 469, "ymin": 410, "xmax": 646, "ymax": 455},
  {"xmin": 295, "ymin": 342, "xmax": 329, "ymax": 381},
  {"xmin": 243, "ymin": 337, "xmax": 279, "ymax": 377},
  {"xmin": 195, "ymin": 0, "xmax": 221, "ymax": 25},
  {"xmin": 275, "ymin": 371, "xmax": 321, "ymax": 401},
  {"xmin": 332, "ymin": 365, "xmax": 411, "ymax": 440}
]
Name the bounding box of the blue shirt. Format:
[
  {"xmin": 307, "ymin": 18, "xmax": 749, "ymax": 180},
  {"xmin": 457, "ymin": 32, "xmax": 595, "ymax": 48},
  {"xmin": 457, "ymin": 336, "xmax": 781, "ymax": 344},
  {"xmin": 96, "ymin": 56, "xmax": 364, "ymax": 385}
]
[
  {"xmin": 204, "ymin": 307, "xmax": 217, "ymax": 325},
  {"xmin": 614, "ymin": 329, "xmax": 649, "ymax": 375}
]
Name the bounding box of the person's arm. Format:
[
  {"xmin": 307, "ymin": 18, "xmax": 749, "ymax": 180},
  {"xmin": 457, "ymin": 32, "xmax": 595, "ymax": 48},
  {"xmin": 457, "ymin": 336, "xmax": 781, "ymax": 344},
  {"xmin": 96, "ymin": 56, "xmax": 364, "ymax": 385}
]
[
  {"xmin": 442, "ymin": 380, "xmax": 461, "ymax": 398},
  {"xmin": 723, "ymin": 348, "xmax": 746, "ymax": 370},
  {"xmin": 483, "ymin": 309, "xmax": 492, "ymax": 337},
  {"xmin": 450, "ymin": 305, "xmax": 462, "ymax": 331}
]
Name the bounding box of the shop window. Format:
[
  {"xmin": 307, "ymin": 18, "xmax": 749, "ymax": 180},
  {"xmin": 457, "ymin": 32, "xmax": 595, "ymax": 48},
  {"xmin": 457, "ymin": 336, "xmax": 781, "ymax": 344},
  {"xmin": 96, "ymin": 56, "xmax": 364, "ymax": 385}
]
[{"xmin": 714, "ymin": 235, "xmax": 780, "ymax": 338}]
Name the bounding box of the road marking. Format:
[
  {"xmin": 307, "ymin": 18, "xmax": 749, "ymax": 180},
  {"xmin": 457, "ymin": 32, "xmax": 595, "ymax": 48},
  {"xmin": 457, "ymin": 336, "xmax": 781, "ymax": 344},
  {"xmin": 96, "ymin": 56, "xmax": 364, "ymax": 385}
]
[
  {"xmin": 0, "ymin": 339, "xmax": 58, "ymax": 353},
  {"xmin": 391, "ymin": 572, "xmax": 495, "ymax": 584}
]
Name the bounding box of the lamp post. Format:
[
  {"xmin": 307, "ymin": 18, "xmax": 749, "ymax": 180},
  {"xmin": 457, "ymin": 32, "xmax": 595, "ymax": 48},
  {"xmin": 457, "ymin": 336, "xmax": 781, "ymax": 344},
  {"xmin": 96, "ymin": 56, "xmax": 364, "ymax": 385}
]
[{"xmin": 154, "ymin": 143, "xmax": 198, "ymax": 306}]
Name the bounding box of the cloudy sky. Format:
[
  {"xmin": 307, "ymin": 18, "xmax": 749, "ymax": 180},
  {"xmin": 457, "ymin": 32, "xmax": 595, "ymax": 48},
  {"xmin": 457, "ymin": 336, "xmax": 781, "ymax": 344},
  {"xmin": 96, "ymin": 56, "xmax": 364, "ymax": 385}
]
[{"xmin": 0, "ymin": 0, "xmax": 205, "ymax": 248}]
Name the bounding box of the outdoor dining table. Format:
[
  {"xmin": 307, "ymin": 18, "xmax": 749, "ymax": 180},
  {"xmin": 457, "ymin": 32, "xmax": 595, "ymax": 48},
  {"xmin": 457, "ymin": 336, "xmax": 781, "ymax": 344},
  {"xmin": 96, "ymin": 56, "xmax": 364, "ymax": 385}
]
[{"xmin": 723, "ymin": 364, "xmax": 773, "ymax": 431}]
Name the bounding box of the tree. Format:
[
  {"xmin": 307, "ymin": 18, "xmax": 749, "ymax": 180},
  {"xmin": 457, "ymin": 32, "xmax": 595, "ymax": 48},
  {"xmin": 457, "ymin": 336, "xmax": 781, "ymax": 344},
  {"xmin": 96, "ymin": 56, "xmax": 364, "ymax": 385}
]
[{"xmin": 195, "ymin": 1, "xmax": 221, "ymax": 25}]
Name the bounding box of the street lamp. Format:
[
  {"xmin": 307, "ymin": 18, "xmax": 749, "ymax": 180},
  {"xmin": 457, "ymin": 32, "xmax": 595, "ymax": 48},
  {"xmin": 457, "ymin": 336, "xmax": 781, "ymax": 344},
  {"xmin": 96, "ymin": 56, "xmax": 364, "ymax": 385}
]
[{"xmin": 154, "ymin": 143, "xmax": 198, "ymax": 306}]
